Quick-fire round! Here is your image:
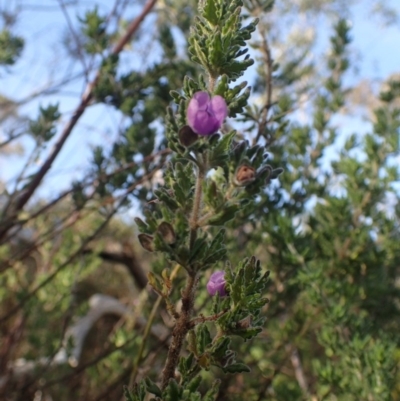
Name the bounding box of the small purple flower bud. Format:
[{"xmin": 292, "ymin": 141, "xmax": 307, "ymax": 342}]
[
  {"xmin": 187, "ymin": 91, "xmax": 228, "ymax": 136},
  {"xmin": 207, "ymin": 270, "xmax": 227, "ymax": 297}
]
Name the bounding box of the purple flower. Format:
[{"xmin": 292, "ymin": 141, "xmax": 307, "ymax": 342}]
[
  {"xmin": 207, "ymin": 270, "xmax": 227, "ymax": 297},
  {"xmin": 187, "ymin": 91, "xmax": 228, "ymax": 136}
]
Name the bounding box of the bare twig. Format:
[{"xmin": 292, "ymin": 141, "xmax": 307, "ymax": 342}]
[
  {"xmin": 0, "ymin": 130, "xmax": 26, "ymax": 149},
  {"xmin": 58, "ymin": 0, "xmax": 89, "ymax": 79},
  {"xmin": 0, "ymin": 165, "xmax": 161, "ymax": 322},
  {"xmin": 0, "ymin": 148, "xmax": 169, "ymax": 248},
  {"xmin": 253, "ymin": 20, "xmax": 274, "ymax": 147},
  {"xmin": 288, "ymin": 345, "xmax": 310, "ymax": 395}
]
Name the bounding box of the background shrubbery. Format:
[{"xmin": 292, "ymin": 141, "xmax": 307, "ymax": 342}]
[{"xmin": 0, "ymin": 0, "xmax": 399, "ymax": 400}]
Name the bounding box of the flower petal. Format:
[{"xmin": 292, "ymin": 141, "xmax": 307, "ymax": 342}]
[
  {"xmin": 191, "ymin": 110, "xmax": 214, "ymax": 135},
  {"xmin": 207, "ymin": 270, "xmax": 227, "ymax": 296},
  {"xmin": 193, "ymin": 91, "xmax": 210, "ymax": 110},
  {"xmin": 187, "ymin": 91, "xmax": 227, "ymax": 135},
  {"xmin": 209, "ymin": 95, "xmax": 228, "ymax": 124}
]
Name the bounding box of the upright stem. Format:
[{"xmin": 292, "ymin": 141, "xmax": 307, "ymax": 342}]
[
  {"xmin": 161, "ymin": 274, "xmax": 198, "ymax": 389},
  {"xmin": 161, "ymin": 156, "xmax": 206, "ymax": 389},
  {"xmin": 189, "ymin": 160, "xmax": 205, "ymax": 249},
  {"xmin": 209, "ymin": 75, "xmax": 216, "ymax": 92}
]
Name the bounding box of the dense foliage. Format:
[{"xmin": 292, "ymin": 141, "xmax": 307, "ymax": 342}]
[{"xmin": 0, "ymin": 0, "xmax": 399, "ymax": 400}]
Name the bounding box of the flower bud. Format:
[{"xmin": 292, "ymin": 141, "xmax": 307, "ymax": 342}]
[
  {"xmin": 207, "ymin": 270, "xmax": 227, "ymax": 297},
  {"xmin": 233, "ymin": 164, "xmax": 256, "ymax": 186},
  {"xmin": 157, "ymin": 222, "xmax": 176, "ymax": 245},
  {"xmin": 138, "ymin": 233, "xmax": 154, "ymax": 252},
  {"xmin": 178, "ymin": 125, "xmax": 199, "ymax": 147}
]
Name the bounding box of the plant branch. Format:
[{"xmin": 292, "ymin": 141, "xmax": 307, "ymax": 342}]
[
  {"xmin": 0, "ymin": 0, "xmax": 158, "ymax": 241},
  {"xmin": 189, "ymin": 156, "xmax": 206, "ymax": 249},
  {"xmin": 83, "ymin": 248, "xmax": 148, "ymax": 290},
  {"xmin": 161, "ymin": 273, "xmax": 198, "ymax": 389},
  {"xmin": 253, "ymin": 21, "xmax": 273, "ymax": 147},
  {"xmin": 0, "ymin": 219, "xmax": 112, "ymax": 324},
  {"xmin": 129, "ymin": 264, "xmax": 180, "ymax": 385}
]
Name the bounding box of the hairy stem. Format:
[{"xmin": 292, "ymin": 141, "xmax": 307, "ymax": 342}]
[
  {"xmin": 208, "ymin": 75, "xmax": 216, "ymax": 92},
  {"xmin": 161, "ymin": 274, "xmax": 198, "ymax": 389},
  {"xmin": 189, "ymin": 161, "xmax": 205, "ymax": 249},
  {"xmin": 161, "ymin": 156, "xmax": 206, "ymax": 388}
]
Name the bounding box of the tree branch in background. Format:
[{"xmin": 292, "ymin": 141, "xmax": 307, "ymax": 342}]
[
  {"xmin": 0, "ymin": 0, "xmax": 158, "ymax": 241},
  {"xmin": 253, "ymin": 19, "xmax": 273, "ymax": 146},
  {"xmin": 83, "ymin": 247, "xmax": 148, "ymax": 290}
]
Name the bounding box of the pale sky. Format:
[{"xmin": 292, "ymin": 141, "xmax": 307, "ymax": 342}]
[{"xmin": 1, "ymin": 0, "xmax": 399, "ymax": 204}]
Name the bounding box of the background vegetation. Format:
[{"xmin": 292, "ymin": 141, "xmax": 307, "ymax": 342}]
[{"xmin": 0, "ymin": 0, "xmax": 399, "ymax": 400}]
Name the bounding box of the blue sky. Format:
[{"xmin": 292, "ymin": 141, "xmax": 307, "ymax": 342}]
[{"xmin": 1, "ymin": 0, "xmax": 400, "ymax": 205}]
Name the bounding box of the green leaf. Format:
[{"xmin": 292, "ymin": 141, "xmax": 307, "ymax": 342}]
[
  {"xmin": 209, "ymin": 29, "xmax": 224, "ymax": 68},
  {"xmin": 203, "ymin": 380, "xmax": 221, "ymax": 401},
  {"xmin": 164, "ymin": 379, "xmax": 181, "ymax": 401},
  {"xmin": 134, "ymin": 217, "xmax": 148, "ymax": 232},
  {"xmin": 207, "ymin": 204, "xmax": 239, "ymax": 226},
  {"xmin": 210, "ymin": 336, "xmax": 231, "ymax": 359},
  {"xmin": 189, "ymin": 36, "xmax": 209, "ymax": 68},
  {"xmin": 214, "ymin": 130, "xmax": 236, "ymax": 156},
  {"xmin": 196, "ymin": 324, "xmax": 212, "ymax": 354},
  {"xmin": 185, "ymin": 375, "xmax": 202, "ymax": 393},
  {"xmin": 234, "ymin": 326, "xmax": 263, "ymax": 341},
  {"xmin": 123, "ymin": 386, "xmax": 135, "ymax": 401},
  {"xmin": 0, "ymin": 29, "xmax": 24, "ymax": 65},
  {"xmin": 144, "ymin": 378, "xmax": 162, "ymax": 397},
  {"xmin": 203, "ymin": 0, "xmax": 219, "ymax": 25},
  {"xmin": 189, "ymin": 237, "xmax": 209, "ymax": 263},
  {"xmin": 214, "ymin": 74, "xmax": 229, "ymax": 96},
  {"xmin": 203, "ymin": 248, "xmax": 227, "ymax": 265},
  {"xmin": 207, "ymin": 229, "xmax": 225, "ymax": 255},
  {"xmin": 222, "ymin": 362, "xmax": 251, "ymax": 374}
]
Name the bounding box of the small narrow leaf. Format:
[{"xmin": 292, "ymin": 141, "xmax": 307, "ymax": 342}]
[
  {"xmin": 222, "ymin": 362, "xmax": 251, "ymax": 374},
  {"xmin": 144, "ymin": 378, "xmax": 162, "ymax": 397}
]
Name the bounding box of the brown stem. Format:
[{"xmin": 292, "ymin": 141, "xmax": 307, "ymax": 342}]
[
  {"xmin": 161, "ymin": 274, "xmax": 198, "ymax": 389},
  {"xmin": 208, "ymin": 75, "xmax": 216, "ymax": 92},
  {"xmin": 161, "ymin": 46, "xmax": 213, "ymax": 390},
  {"xmin": 0, "ymin": 148, "xmax": 169, "ymax": 248}
]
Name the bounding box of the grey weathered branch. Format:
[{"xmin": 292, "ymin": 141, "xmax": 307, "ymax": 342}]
[
  {"xmin": 0, "ymin": 294, "xmax": 167, "ymax": 389},
  {"xmin": 83, "ymin": 248, "xmax": 148, "ymax": 290}
]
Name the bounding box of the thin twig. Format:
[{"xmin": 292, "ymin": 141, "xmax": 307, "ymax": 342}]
[
  {"xmin": 253, "ymin": 21, "xmax": 273, "ymax": 147},
  {"xmin": 129, "ymin": 263, "xmax": 181, "ymax": 385},
  {"xmin": 288, "ymin": 345, "xmax": 309, "ymax": 395},
  {"xmin": 0, "ymin": 130, "xmax": 26, "ymax": 149},
  {"xmin": 0, "ymin": 148, "xmax": 169, "ymax": 248},
  {"xmin": 58, "ymin": 0, "xmax": 89, "ymax": 79},
  {"xmin": 189, "ymin": 308, "xmax": 229, "ymax": 326}
]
